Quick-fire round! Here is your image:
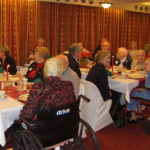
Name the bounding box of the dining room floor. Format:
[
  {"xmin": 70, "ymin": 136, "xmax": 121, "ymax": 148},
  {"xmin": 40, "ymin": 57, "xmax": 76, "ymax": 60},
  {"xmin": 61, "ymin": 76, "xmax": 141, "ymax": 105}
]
[
  {"xmin": 1, "ymin": 121, "xmax": 150, "ymax": 150},
  {"xmin": 96, "ymin": 121, "xmax": 150, "ymax": 150}
]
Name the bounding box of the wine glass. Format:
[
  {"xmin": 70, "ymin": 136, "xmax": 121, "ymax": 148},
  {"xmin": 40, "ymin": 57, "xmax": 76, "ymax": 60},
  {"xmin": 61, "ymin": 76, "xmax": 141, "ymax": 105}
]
[{"xmin": 3, "ymin": 80, "xmax": 11, "ymax": 94}]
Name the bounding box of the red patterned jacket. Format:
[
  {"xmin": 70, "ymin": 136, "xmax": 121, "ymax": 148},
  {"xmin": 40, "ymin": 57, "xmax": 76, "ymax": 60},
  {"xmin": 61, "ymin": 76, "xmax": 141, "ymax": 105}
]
[{"xmin": 19, "ymin": 76, "xmax": 76, "ymax": 123}]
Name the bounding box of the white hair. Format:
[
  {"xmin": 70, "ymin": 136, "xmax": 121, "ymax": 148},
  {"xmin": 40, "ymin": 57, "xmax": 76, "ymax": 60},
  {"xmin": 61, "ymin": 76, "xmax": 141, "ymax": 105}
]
[
  {"xmin": 118, "ymin": 47, "xmax": 128, "ymax": 57},
  {"xmin": 43, "ymin": 58, "xmax": 64, "ymax": 78}
]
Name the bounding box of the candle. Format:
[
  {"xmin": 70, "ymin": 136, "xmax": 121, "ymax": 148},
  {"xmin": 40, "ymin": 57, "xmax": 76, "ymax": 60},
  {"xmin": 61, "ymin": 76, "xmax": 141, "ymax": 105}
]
[
  {"xmin": 6, "ymin": 65, "xmax": 10, "ymax": 81},
  {"xmin": 112, "ymin": 56, "xmax": 114, "ymax": 73}
]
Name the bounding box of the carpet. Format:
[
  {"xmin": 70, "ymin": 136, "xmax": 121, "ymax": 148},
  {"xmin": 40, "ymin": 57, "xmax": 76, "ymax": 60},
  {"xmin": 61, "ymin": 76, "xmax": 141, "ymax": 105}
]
[
  {"xmin": 1, "ymin": 121, "xmax": 150, "ymax": 150},
  {"xmin": 97, "ymin": 122, "xmax": 150, "ymax": 150}
]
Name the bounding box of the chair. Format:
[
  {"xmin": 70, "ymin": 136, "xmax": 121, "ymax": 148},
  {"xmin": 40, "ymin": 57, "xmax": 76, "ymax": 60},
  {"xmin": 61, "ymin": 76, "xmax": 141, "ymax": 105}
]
[
  {"xmin": 3, "ymin": 96, "xmax": 100, "ymax": 150},
  {"xmin": 130, "ymin": 96, "xmax": 150, "ymax": 117},
  {"xmin": 79, "ymin": 79, "xmax": 113, "ymax": 132}
]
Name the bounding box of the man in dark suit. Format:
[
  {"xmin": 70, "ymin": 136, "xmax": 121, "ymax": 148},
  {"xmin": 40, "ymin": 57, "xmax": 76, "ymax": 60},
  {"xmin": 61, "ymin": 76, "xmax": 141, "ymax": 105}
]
[
  {"xmin": 93, "ymin": 39, "xmax": 110, "ymax": 57},
  {"xmin": 67, "ymin": 44, "xmax": 82, "ymax": 78},
  {"xmin": 114, "ymin": 47, "xmax": 132, "ymax": 70}
]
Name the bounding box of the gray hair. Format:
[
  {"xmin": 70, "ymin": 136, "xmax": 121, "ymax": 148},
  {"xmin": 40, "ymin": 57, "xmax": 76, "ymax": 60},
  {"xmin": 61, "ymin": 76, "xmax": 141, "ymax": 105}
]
[
  {"xmin": 69, "ymin": 43, "xmax": 80, "ymax": 56},
  {"xmin": 94, "ymin": 50, "xmax": 110, "ymax": 64},
  {"xmin": 0, "ymin": 45, "xmax": 10, "ymax": 56}
]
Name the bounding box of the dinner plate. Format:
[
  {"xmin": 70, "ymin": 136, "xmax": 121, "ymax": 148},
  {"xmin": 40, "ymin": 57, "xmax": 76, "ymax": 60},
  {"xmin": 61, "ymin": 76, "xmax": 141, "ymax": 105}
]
[
  {"xmin": 128, "ymin": 73, "xmax": 145, "ymax": 79},
  {"xmin": 18, "ymin": 94, "xmax": 29, "ymax": 103}
]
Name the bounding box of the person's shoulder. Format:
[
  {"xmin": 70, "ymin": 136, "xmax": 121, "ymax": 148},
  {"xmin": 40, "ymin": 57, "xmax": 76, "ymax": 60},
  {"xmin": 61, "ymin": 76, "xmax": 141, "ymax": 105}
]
[
  {"xmin": 61, "ymin": 79, "xmax": 74, "ymax": 87},
  {"xmin": 6, "ymin": 55, "xmax": 15, "ymax": 62},
  {"xmin": 31, "ymin": 82, "xmax": 44, "ymax": 91},
  {"xmin": 28, "ymin": 62, "xmax": 37, "ymax": 68},
  {"xmin": 68, "ymin": 68, "xmax": 80, "ymax": 78},
  {"xmin": 126, "ymin": 57, "xmax": 132, "ymax": 63},
  {"xmin": 132, "ymin": 59, "xmax": 137, "ymax": 64}
]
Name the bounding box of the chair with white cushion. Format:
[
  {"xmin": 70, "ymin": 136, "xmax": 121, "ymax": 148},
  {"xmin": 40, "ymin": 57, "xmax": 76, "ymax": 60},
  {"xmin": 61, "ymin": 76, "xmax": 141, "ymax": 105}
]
[{"xmin": 79, "ymin": 79, "xmax": 113, "ymax": 132}]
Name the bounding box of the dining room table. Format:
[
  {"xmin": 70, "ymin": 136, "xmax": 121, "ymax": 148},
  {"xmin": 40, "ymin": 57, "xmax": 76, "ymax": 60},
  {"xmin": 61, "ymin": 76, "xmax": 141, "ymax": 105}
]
[
  {"xmin": 80, "ymin": 68, "xmax": 143, "ymax": 103},
  {"xmin": 0, "ymin": 75, "xmax": 29, "ymax": 147},
  {"xmin": 0, "ymin": 96, "xmax": 23, "ymax": 146}
]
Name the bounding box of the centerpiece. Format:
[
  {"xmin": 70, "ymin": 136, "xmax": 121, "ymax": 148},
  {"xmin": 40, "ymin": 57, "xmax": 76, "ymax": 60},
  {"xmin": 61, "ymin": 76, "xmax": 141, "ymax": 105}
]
[{"xmin": 80, "ymin": 51, "xmax": 92, "ymax": 68}]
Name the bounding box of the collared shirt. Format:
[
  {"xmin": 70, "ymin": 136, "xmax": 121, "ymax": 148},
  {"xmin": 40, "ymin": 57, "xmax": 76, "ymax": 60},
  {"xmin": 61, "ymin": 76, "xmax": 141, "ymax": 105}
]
[
  {"xmin": 62, "ymin": 67, "xmax": 69, "ymax": 76},
  {"xmin": 118, "ymin": 57, "xmax": 127, "ymax": 67},
  {"xmin": 73, "ymin": 57, "xmax": 79, "ymax": 63}
]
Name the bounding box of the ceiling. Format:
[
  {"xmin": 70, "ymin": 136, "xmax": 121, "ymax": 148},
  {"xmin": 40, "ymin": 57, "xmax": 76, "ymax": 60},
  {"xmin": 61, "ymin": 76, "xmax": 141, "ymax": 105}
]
[
  {"xmin": 113, "ymin": 0, "xmax": 150, "ymax": 2},
  {"xmin": 40, "ymin": 0, "xmax": 150, "ymax": 13}
]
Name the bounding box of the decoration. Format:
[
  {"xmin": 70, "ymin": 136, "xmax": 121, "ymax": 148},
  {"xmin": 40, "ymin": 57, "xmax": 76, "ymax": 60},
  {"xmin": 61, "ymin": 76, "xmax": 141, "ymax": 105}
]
[
  {"xmin": 89, "ymin": 0, "xmax": 94, "ymax": 4},
  {"xmin": 80, "ymin": 51, "xmax": 92, "ymax": 62},
  {"xmin": 112, "ymin": 56, "xmax": 114, "ymax": 73},
  {"xmin": 81, "ymin": 0, "xmax": 86, "ymax": 3},
  {"xmin": 80, "ymin": 51, "xmax": 92, "ymax": 68}
]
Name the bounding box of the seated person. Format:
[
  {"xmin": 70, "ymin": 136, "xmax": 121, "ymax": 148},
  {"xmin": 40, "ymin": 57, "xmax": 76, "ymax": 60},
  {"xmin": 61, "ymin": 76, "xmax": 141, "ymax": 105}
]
[
  {"xmin": 128, "ymin": 41, "xmax": 137, "ymax": 60},
  {"xmin": 32, "ymin": 38, "xmax": 45, "ymax": 54},
  {"xmin": 19, "ymin": 57, "xmax": 76, "ymax": 124},
  {"xmin": 17, "ymin": 47, "xmax": 49, "ymax": 83},
  {"xmin": 0, "ymin": 45, "xmax": 17, "ymax": 75},
  {"xmin": 114, "ymin": 47, "xmax": 132, "ymax": 70},
  {"xmin": 131, "ymin": 49, "xmax": 146, "ymax": 71},
  {"xmin": 67, "ymin": 43, "xmax": 82, "ymax": 78},
  {"xmin": 56, "ymin": 54, "xmax": 80, "ymax": 99},
  {"xmin": 93, "ymin": 39, "xmax": 110, "ymax": 57},
  {"xmin": 86, "ymin": 50, "xmax": 111, "ymax": 101},
  {"xmin": 127, "ymin": 58, "xmax": 150, "ymax": 122}
]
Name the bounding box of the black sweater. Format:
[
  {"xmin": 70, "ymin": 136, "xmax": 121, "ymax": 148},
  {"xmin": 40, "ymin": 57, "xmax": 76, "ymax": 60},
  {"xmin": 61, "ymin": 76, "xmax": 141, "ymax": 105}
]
[
  {"xmin": 0, "ymin": 55, "xmax": 17, "ymax": 75},
  {"xmin": 86, "ymin": 63, "xmax": 111, "ymax": 101}
]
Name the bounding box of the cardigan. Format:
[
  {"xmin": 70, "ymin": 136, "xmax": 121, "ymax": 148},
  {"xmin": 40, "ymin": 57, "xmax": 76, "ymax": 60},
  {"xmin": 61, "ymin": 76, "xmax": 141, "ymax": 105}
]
[
  {"xmin": 86, "ymin": 63, "xmax": 111, "ymax": 101},
  {"xmin": 26, "ymin": 62, "xmax": 45, "ymax": 82},
  {"xmin": 0, "ymin": 55, "xmax": 17, "ymax": 75},
  {"xmin": 19, "ymin": 76, "xmax": 76, "ymax": 123}
]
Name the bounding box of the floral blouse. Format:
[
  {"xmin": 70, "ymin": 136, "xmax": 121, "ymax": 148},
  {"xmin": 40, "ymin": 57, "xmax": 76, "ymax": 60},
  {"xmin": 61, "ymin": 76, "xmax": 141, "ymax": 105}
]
[{"xmin": 19, "ymin": 76, "xmax": 76, "ymax": 123}]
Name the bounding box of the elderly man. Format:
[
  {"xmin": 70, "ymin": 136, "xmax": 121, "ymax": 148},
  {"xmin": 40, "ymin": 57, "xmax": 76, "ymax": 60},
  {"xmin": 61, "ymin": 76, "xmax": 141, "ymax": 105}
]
[
  {"xmin": 93, "ymin": 39, "xmax": 110, "ymax": 57},
  {"xmin": 67, "ymin": 43, "xmax": 82, "ymax": 78},
  {"xmin": 131, "ymin": 49, "xmax": 146, "ymax": 71},
  {"xmin": 114, "ymin": 47, "xmax": 132, "ymax": 70},
  {"xmin": 56, "ymin": 54, "xmax": 80, "ymax": 99}
]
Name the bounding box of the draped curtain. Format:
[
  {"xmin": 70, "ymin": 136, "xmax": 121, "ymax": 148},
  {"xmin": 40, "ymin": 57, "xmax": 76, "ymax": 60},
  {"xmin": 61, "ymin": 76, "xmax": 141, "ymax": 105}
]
[{"xmin": 0, "ymin": 0, "xmax": 150, "ymax": 65}]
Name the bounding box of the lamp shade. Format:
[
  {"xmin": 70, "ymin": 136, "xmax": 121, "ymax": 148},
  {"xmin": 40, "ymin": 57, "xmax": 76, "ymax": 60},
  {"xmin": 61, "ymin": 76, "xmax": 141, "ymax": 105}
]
[{"xmin": 100, "ymin": 1, "xmax": 112, "ymax": 8}]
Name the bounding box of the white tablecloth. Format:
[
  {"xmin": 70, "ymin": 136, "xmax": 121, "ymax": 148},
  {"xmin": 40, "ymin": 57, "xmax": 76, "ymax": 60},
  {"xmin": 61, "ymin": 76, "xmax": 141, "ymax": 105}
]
[
  {"xmin": 81, "ymin": 70, "xmax": 139, "ymax": 102},
  {"xmin": 108, "ymin": 78, "xmax": 139, "ymax": 102},
  {"xmin": 0, "ymin": 97, "xmax": 23, "ymax": 146}
]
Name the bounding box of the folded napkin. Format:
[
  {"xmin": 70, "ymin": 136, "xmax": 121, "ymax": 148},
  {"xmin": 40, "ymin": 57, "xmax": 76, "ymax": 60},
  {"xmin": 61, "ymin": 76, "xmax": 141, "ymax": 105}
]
[
  {"xmin": 0, "ymin": 67, "xmax": 4, "ymax": 73},
  {"xmin": 106, "ymin": 69, "xmax": 114, "ymax": 77}
]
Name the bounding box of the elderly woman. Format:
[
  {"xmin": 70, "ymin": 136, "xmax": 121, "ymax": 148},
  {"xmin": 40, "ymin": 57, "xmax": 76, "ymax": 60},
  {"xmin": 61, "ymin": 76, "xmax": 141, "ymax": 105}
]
[
  {"xmin": 127, "ymin": 58, "xmax": 150, "ymax": 122},
  {"xmin": 26, "ymin": 47, "xmax": 49, "ymax": 82},
  {"xmin": 86, "ymin": 50, "xmax": 111, "ymax": 101},
  {"xmin": 128, "ymin": 41, "xmax": 137, "ymax": 60},
  {"xmin": 131, "ymin": 49, "xmax": 146, "ymax": 71},
  {"xmin": 32, "ymin": 38, "xmax": 45, "ymax": 54},
  {"xmin": 114, "ymin": 47, "xmax": 132, "ymax": 70},
  {"xmin": 0, "ymin": 45, "xmax": 17, "ymax": 75},
  {"xmin": 19, "ymin": 58, "xmax": 76, "ymax": 123}
]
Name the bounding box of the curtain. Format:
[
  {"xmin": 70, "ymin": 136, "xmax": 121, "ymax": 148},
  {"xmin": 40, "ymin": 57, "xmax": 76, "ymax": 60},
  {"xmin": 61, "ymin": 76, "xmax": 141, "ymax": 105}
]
[{"xmin": 0, "ymin": 1, "xmax": 150, "ymax": 65}]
